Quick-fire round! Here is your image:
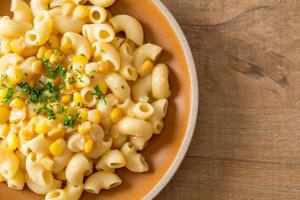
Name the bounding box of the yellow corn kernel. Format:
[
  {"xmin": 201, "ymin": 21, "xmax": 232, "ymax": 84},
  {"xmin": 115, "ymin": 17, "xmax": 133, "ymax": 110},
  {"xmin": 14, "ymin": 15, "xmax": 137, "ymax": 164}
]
[
  {"xmin": 78, "ymin": 108, "xmax": 88, "ymax": 122},
  {"xmin": 98, "ymin": 60, "xmax": 114, "ymax": 74},
  {"xmin": 72, "ymin": 55, "xmax": 88, "ymax": 73},
  {"xmin": 84, "ymin": 139, "xmax": 94, "ymax": 154},
  {"xmin": 48, "ymin": 35, "xmax": 60, "ymax": 49},
  {"xmin": 62, "ymin": 2, "xmax": 76, "ymax": 16},
  {"xmin": 66, "ymin": 83, "xmax": 75, "ymax": 91},
  {"xmin": 73, "ymin": 92, "xmax": 83, "ymax": 108},
  {"xmin": 98, "ymin": 81, "xmax": 108, "ymax": 94},
  {"xmin": 35, "ymin": 119, "xmax": 50, "ymax": 135},
  {"xmin": 0, "ymin": 123, "xmax": 10, "ymax": 139},
  {"xmin": 7, "ymin": 133, "xmax": 20, "ymax": 151},
  {"xmin": 88, "ymin": 109, "xmax": 102, "ymax": 124},
  {"xmin": 49, "ymin": 138, "xmax": 66, "ymax": 156},
  {"xmin": 19, "ymin": 128, "xmax": 35, "ymax": 141},
  {"xmin": 0, "ymin": 88, "xmax": 8, "ymax": 99},
  {"xmin": 47, "ymin": 127, "xmax": 65, "ymax": 140},
  {"xmin": 110, "ymin": 108, "xmax": 124, "ymax": 123},
  {"xmin": 37, "ymin": 46, "xmax": 47, "ymax": 59},
  {"xmin": 44, "ymin": 49, "xmax": 53, "ymax": 60},
  {"xmin": 10, "ymin": 38, "xmax": 26, "ymax": 54},
  {"xmin": 0, "ymin": 105, "xmax": 10, "ymax": 123},
  {"xmin": 138, "ymin": 60, "xmax": 154, "ymax": 77},
  {"xmin": 31, "ymin": 60, "xmax": 44, "ymax": 75},
  {"xmin": 9, "ymin": 98, "xmax": 25, "ymax": 109},
  {"xmin": 7, "ymin": 67, "xmax": 23, "ymax": 85},
  {"xmin": 73, "ymin": 5, "xmax": 89, "ymax": 19},
  {"xmin": 40, "ymin": 156, "xmax": 54, "ymax": 171},
  {"xmin": 78, "ymin": 121, "xmax": 92, "ymax": 136},
  {"xmin": 61, "ymin": 94, "xmax": 72, "ymax": 104}
]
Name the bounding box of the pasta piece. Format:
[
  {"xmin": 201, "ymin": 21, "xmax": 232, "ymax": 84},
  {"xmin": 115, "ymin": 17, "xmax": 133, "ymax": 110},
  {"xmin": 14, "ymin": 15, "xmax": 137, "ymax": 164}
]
[
  {"xmin": 133, "ymin": 43, "xmax": 162, "ymax": 68},
  {"xmin": 131, "ymin": 102, "xmax": 154, "ymax": 120},
  {"xmin": 87, "ymin": 6, "xmax": 107, "ymax": 24},
  {"xmin": 92, "ymin": 41, "xmax": 120, "ymax": 70},
  {"xmin": 52, "ymin": 148, "xmax": 73, "ymax": 174},
  {"xmin": 105, "ymin": 73, "xmax": 131, "ymax": 101},
  {"xmin": 152, "ymin": 64, "xmax": 171, "ymax": 99},
  {"xmin": 25, "ymin": 11, "xmax": 53, "ymax": 46},
  {"xmin": 7, "ymin": 170, "xmax": 25, "ymax": 190},
  {"xmin": 149, "ymin": 99, "xmax": 169, "ymax": 134},
  {"xmin": 84, "ymin": 171, "xmax": 121, "ymax": 194},
  {"xmin": 30, "ymin": 0, "xmax": 51, "ymax": 16},
  {"xmin": 109, "ymin": 15, "xmax": 144, "ymax": 45},
  {"xmin": 80, "ymin": 87, "xmax": 97, "ymax": 107},
  {"xmin": 96, "ymin": 150, "xmax": 126, "ymax": 171},
  {"xmin": 0, "ymin": 17, "xmax": 32, "ymax": 39},
  {"xmin": 26, "ymin": 175, "xmax": 62, "ymax": 195},
  {"xmin": 129, "ymin": 136, "xmax": 149, "ymax": 151},
  {"xmin": 45, "ymin": 183, "xmax": 83, "ymax": 200},
  {"xmin": 0, "ymin": 144, "xmax": 19, "ymax": 179},
  {"xmin": 27, "ymin": 135, "xmax": 51, "ymax": 154},
  {"xmin": 65, "ymin": 153, "xmax": 89, "ymax": 186},
  {"xmin": 11, "ymin": 0, "xmax": 34, "ymax": 23},
  {"xmin": 67, "ymin": 133, "xmax": 85, "ymax": 153},
  {"xmin": 82, "ymin": 23, "xmax": 115, "ymax": 43},
  {"xmin": 111, "ymin": 117, "xmax": 154, "ymax": 140},
  {"xmin": 121, "ymin": 142, "xmax": 149, "ymax": 173},
  {"xmin": 61, "ymin": 32, "xmax": 92, "ymax": 59},
  {"xmin": 132, "ymin": 74, "xmax": 152, "ymax": 102},
  {"xmin": 112, "ymin": 134, "xmax": 128, "ymax": 149},
  {"xmin": 85, "ymin": 136, "xmax": 112, "ymax": 159}
]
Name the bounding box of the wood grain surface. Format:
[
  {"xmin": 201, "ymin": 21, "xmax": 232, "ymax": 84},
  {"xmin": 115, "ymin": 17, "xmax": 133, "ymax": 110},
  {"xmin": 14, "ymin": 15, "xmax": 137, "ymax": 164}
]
[{"xmin": 156, "ymin": 0, "xmax": 300, "ymax": 199}]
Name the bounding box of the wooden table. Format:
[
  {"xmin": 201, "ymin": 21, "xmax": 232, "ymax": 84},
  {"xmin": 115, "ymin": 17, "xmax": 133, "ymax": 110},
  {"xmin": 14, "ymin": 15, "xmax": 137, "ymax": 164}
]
[{"xmin": 156, "ymin": 0, "xmax": 300, "ymax": 199}]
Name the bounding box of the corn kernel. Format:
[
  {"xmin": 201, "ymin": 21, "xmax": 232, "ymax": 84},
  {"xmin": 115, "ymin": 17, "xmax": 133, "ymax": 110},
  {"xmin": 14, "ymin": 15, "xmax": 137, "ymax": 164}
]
[
  {"xmin": 98, "ymin": 81, "xmax": 108, "ymax": 94},
  {"xmin": 10, "ymin": 38, "xmax": 26, "ymax": 54},
  {"xmin": 62, "ymin": 2, "xmax": 76, "ymax": 16},
  {"xmin": 7, "ymin": 67, "xmax": 23, "ymax": 85},
  {"xmin": 19, "ymin": 128, "xmax": 35, "ymax": 140},
  {"xmin": 73, "ymin": 92, "xmax": 83, "ymax": 108},
  {"xmin": 110, "ymin": 108, "xmax": 124, "ymax": 123},
  {"xmin": 98, "ymin": 60, "xmax": 114, "ymax": 74},
  {"xmin": 0, "ymin": 105, "xmax": 10, "ymax": 123},
  {"xmin": 47, "ymin": 127, "xmax": 65, "ymax": 140},
  {"xmin": 78, "ymin": 108, "xmax": 88, "ymax": 122},
  {"xmin": 35, "ymin": 119, "xmax": 50, "ymax": 135},
  {"xmin": 72, "ymin": 55, "xmax": 88, "ymax": 73},
  {"xmin": 84, "ymin": 139, "xmax": 94, "ymax": 154},
  {"xmin": 0, "ymin": 88, "xmax": 8, "ymax": 99},
  {"xmin": 0, "ymin": 123, "xmax": 10, "ymax": 139},
  {"xmin": 37, "ymin": 46, "xmax": 47, "ymax": 58},
  {"xmin": 40, "ymin": 156, "xmax": 54, "ymax": 171},
  {"xmin": 31, "ymin": 60, "xmax": 44, "ymax": 75},
  {"xmin": 61, "ymin": 94, "xmax": 72, "ymax": 104},
  {"xmin": 78, "ymin": 121, "xmax": 92, "ymax": 136},
  {"xmin": 88, "ymin": 109, "xmax": 102, "ymax": 124},
  {"xmin": 9, "ymin": 98, "xmax": 25, "ymax": 109},
  {"xmin": 48, "ymin": 35, "xmax": 60, "ymax": 49},
  {"xmin": 138, "ymin": 60, "xmax": 154, "ymax": 77},
  {"xmin": 73, "ymin": 5, "xmax": 89, "ymax": 19},
  {"xmin": 7, "ymin": 133, "xmax": 20, "ymax": 151},
  {"xmin": 44, "ymin": 49, "xmax": 53, "ymax": 60},
  {"xmin": 49, "ymin": 138, "xmax": 66, "ymax": 156}
]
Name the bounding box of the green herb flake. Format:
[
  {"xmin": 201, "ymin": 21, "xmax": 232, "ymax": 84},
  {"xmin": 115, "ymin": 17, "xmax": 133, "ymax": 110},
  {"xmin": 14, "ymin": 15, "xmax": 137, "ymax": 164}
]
[
  {"xmin": 4, "ymin": 88, "xmax": 15, "ymax": 104},
  {"xmin": 93, "ymin": 86, "xmax": 107, "ymax": 104},
  {"xmin": 63, "ymin": 113, "xmax": 79, "ymax": 127}
]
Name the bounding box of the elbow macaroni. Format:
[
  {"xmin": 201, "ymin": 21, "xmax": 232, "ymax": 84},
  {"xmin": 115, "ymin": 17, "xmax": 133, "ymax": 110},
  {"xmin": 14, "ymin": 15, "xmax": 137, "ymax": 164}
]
[{"xmin": 0, "ymin": 0, "xmax": 171, "ymax": 199}]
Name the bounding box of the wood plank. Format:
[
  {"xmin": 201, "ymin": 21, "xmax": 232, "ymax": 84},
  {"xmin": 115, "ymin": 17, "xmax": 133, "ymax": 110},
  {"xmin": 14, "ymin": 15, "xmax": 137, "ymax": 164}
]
[{"xmin": 157, "ymin": 0, "xmax": 300, "ymax": 199}]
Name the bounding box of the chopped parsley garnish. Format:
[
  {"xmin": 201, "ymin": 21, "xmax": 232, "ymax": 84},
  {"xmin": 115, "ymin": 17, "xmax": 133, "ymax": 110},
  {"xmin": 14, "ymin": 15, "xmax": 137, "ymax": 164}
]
[
  {"xmin": 58, "ymin": 105, "xmax": 67, "ymax": 114},
  {"xmin": 35, "ymin": 104, "xmax": 56, "ymax": 120},
  {"xmin": 93, "ymin": 86, "xmax": 107, "ymax": 104},
  {"xmin": 3, "ymin": 88, "xmax": 15, "ymax": 104},
  {"xmin": 63, "ymin": 113, "xmax": 79, "ymax": 127},
  {"xmin": 40, "ymin": 57, "xmax": 67, "ymax": 79},
  {"xmin": 78, "ymin": 76, "xmax": 84, "ymax": 83},
  {"xmin": 17, "ymin": 82, "xmax": 60, "ymax": 104},
  {"xmin": 67, "ymin": 77, "xmax": 75, "ymax": 84}
]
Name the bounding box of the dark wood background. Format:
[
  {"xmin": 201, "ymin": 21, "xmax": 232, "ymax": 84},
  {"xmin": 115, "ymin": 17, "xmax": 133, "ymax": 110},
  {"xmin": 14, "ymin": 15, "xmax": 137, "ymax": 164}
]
[{"xmin": 156, "ymin": 0, "xmax": 300, "ymax": 199}]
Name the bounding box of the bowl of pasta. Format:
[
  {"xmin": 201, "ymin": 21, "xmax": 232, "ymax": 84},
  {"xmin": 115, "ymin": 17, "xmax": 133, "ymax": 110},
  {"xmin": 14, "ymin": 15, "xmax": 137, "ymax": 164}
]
[{"xmin": 0, "ymin": 0, "xmax": 198, "ymax": 200}]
